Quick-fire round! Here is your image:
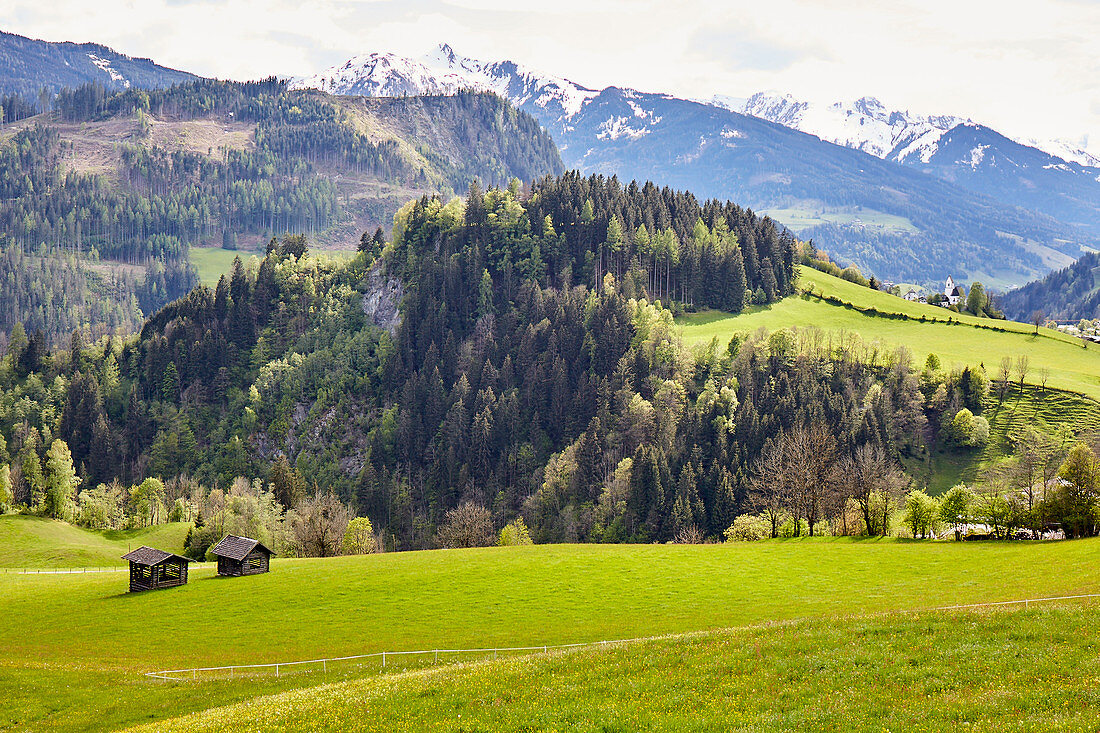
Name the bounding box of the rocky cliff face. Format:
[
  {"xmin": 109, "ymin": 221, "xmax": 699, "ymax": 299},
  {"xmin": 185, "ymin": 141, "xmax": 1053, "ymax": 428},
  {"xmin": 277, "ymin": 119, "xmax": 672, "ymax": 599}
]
[{"xmin": 362, "ymin": 265, "xmax": 403, "ymax": 335}]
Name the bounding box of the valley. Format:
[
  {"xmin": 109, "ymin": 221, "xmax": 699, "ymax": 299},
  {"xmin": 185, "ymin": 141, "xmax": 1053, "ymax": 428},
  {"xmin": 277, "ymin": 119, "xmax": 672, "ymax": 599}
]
[
  {"xmin": 2, "ymin": 526, "xmax": 1099, "ymax": 731},
  {"xmin": 0, "ymin": 17, "xmax": 1099, "ymax": 733}
]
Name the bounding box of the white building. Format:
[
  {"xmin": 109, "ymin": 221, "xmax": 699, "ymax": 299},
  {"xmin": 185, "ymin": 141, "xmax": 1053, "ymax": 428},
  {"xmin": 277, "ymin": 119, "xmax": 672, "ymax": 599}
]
[{"xmin": 944, "ymin": 276, "xmax": 964, "ymax": 306}]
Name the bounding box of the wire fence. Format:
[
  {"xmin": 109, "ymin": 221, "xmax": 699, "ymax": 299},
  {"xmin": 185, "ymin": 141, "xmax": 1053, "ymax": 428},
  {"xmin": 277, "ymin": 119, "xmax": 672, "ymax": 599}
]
[
  {"xmin": 0, "ymin": 566, "xmax": 128, "ymax": 574},
  {"xmin": 142, "ymin": 591, "xmax": 1100, "ymax": 683},
  {"xmin": 1, "ymin": 562, "xmax": 216, "ymax": 575}
]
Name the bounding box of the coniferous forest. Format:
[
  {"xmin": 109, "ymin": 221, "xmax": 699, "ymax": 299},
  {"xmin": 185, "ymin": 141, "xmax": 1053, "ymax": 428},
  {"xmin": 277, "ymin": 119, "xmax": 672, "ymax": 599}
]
[
  {"xmin": 0, "ymin": 173, "xmax": 1020, "ymax": 552},
  {"xmin": 0, "ymin": 78, "xmax": 562, "ymax": 347}
]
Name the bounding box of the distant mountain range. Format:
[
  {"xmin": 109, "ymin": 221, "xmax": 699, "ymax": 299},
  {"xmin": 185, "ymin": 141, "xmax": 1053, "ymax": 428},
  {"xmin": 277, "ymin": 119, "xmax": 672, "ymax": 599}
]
[
  {"xmin": 728, "ymin": 92, "xmax": 1100, "ymax": 168},
  {"xmin": 295, "ymin": 44, "xmax": 1100, "ymax": 289},
  {"xmin": 0, "ymin": 29, "xmax": 196, "ymax": 97},
  {"xmin": 727, "ymin": 93, "xmax": 1100, "ymax": 243},
  {"xmin": 0, "ymin": 28, "xmax": 1097, "ymax": 291}
]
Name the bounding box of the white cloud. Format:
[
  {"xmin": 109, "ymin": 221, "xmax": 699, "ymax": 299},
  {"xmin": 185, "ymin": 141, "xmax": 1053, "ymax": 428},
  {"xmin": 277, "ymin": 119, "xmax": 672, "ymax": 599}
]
[{"xmin": 0, "ymin": 0, "xmax": 1096, "ymax": 144}]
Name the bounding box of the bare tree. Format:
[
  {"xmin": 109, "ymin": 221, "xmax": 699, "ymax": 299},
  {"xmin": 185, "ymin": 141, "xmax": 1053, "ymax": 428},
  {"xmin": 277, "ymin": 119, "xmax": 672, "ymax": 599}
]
[
  {"xmin": 1038, "ymin": 366, "xmax": 1050, "ymax": 395},
  {"xmin": 838, "ymin": 444, "xmax": 886, "ymax": 535},
  {"xmin": 998, "ymin": 356, "xmax": 1013, "ymax": 402},
  {"xmin": 749, "ymin": 441, "xmax": 792, "ymax": 538},
  {"xmin": 790, "ymin": 423, "xmax": 838, "ymax": 537},
  {"xmin": 1030, "ymin": 310, "xmax": 1045, "ymax": 335},
  {"xmin": 290, "ymin": 492, "xmax": 350, "ymax": 557},
  {"xmin": 837, "ymin": 443, "xmax": 909, "ymax": 536},
  {"xmin": 1015, "ymin": 354, "xmax": 1030, "ymax": 390},
  {"xmin": 436, "ymin": 502, "xmax": 495, "ymax": 548}
]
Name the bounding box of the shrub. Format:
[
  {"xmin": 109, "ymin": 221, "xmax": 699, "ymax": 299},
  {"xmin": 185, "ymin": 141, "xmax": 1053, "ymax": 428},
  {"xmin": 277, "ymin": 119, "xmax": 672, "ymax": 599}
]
[
  {"xmin": 437, "ymin": 502, "xmax": 494, "ymax": 549},
  {"xmin": 342, "ymin": 516, "xmax": 376, "ymax": 554},
  {"xmin": 724, "ymin": 514, "xmax": 770, "ymax": 541},
  {"xmin": 942, "ymin": 408, "xmax": 990, "ymax": 449},
  {"xmin": 498, "ymin": 517, "xmax": 534, "ymax": 546}
]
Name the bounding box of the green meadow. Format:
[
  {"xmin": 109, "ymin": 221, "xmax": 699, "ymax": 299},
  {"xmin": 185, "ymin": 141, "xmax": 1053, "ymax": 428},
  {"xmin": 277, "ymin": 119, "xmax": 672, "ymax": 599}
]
[
  {"xmin": 0, "ymin": 516, "xmax": 190, "ymax": 569},
  {"xmin": 189, "ymin": 245, "xmax": 357, "ymax": 285},
  {"xmin": 3, "ymin": 532, "xmax": 1100, "ymax": 731},
  {"xmin": 678, "ymin": 266, "xmax": 1100, "ymax": 400},
  {"xmin": 187, "ymin": 246, "xmax": 254, "ymax": 285},
  {"xmin": 138, "ymin": 604, "xmax": 1100, "ymax": 732}
]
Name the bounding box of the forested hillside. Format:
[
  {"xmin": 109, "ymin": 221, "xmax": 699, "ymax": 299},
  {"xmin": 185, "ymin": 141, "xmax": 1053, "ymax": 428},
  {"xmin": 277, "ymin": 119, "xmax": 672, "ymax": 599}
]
[
  {"xmin": 0, "ymin": 78, "xmax": 561, "ymax": 345},
  {"xmin": 0, "ymin": 29, "xmax": 196, "ymax": 99},
  {"xmin": 0, "ymin": 173, "xmax": 1026, "ymax": 552},
  {"xmin": 1000, "ymin": 250, "xmax": 1100, "ymax": 322}
]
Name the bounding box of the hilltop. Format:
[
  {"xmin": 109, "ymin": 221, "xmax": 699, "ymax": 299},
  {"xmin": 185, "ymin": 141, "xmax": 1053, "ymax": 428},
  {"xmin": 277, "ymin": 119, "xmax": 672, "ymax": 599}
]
[
  {"xmin": 0, "ymin": 29, "xmax": 196, "ymax": 98},
  {"xmin": 679, "ymin": 266, "xmax": 1100, "ymax": 489}
]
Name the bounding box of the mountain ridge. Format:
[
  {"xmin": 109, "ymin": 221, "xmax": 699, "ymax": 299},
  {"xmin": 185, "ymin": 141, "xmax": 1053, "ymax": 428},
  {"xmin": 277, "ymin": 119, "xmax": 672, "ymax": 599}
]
[
  {"xmin": 0, "ymin": 29, "xmax": 197, "ymax": 98},
  {"xmin": 296, "ymin": 43, "xmax": 1097, "ymax": 288}
]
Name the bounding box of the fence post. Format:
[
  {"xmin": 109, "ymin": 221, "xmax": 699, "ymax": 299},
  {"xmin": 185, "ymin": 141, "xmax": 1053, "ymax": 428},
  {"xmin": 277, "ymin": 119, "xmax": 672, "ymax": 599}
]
[
  {"xmin": 323, "ymin": 659, "xmax": 327, "ymax": 674},
  {"xmin": 382, "ymin": 652, "xmax": 386, "ymax": 669},
  {"xmin": 434, "ymin": 650, "xmax": 438, "ymax": 665}
]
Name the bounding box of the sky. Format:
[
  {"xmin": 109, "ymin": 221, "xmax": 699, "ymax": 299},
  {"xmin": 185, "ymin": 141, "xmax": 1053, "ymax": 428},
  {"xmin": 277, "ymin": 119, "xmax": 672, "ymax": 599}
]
[{"xmin": 1, "ymin": 0, "xmax": 1097, "ymax": 147}]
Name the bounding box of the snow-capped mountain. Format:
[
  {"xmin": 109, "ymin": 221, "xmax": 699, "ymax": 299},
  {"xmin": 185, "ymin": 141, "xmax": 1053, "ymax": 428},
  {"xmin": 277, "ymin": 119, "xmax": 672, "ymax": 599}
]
[
  {"xmin": 733, "ymin": 91, "xmax": 1100, "ymax": 170},
  {"xmin": 1020, "ymin": 136, "xmax": 1100, "ymax": 168},
  {"xmin": 731, "ymin": 92, "xmax": 966, "ymax": 162},
  {"xmin": 294, "ymin": 44, "xmax": 599, "ymax": 133},
  {"xmin": 298, "ymin": 44, "xmax": 1099, "ymax": 286}
]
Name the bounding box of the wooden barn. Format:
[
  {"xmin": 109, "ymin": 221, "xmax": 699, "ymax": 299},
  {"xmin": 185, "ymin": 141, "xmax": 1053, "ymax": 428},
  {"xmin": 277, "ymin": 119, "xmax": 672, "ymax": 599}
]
[
  {"xmin": 211, "ymin": 534, "xmax": 274, "ymax": 577},
  {"xmin": 122, "ymin": 546, "xmax": 191, "ymax": 592}
]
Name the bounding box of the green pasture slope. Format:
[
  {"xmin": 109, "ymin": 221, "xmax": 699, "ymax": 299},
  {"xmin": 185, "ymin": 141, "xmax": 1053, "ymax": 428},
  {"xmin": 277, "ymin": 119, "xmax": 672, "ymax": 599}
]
[
  {"xmin": 3, "ymin": 539, "xmax": 1100, "ymax": 731},
  {"xmin": 912, "ymin": 382, "xmax": 1100, "ymax": 492},
  {"xmin": 189, "ymin": 246, "xmax": 357, "ymax": 285},
  {"xmin": 141, "ymin": 604, "xmax": 1100, "ymax": 732},
  {"xmin": 679, "ymin": 266, "xmax": 1100, "ymax": 400},
  {"xmin": 0, "ymin": 516, "xmax": 190, "ymax": 568}
]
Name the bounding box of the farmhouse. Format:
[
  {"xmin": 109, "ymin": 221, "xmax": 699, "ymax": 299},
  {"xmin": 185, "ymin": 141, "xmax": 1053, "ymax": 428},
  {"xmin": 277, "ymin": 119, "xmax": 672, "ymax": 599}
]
[
  {"xmin": 212, "ymin": 534, "xmax": 274, "ymax": 576},
  {"xmin": 122, "ymin": 546, "xmax": 191, "ymax": 592},
  {"xmin": 903, "ymin": 289, "xmax": 919, "ymax": 302}
]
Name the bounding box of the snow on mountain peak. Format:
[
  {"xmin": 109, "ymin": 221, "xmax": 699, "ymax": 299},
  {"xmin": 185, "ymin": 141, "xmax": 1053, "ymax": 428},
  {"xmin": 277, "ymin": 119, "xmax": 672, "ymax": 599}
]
[
  {"xmin": 294, "ymin": 43, "xmax": 598, "ymax": 120},
  {"xmin": 739, "ymin": 91, "xmax": 964, "ymax": 161}
]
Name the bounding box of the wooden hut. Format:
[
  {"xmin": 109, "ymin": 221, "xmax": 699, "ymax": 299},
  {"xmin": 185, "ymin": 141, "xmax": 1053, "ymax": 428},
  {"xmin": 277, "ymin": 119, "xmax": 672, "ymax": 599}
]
[
  {"xmin": 122, "ymin": 546, "xmax": 191, "ymax": 592},
  {"xmin": 211, "ymin": 534, "xmax": 274, "ymax": 577}
]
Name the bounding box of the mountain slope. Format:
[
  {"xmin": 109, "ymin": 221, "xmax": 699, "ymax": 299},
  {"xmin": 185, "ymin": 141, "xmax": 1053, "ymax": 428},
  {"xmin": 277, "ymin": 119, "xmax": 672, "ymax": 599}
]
[
  {"xmin": 0, "ymin": 29, "xmax": 197, "ymax": 98},
  {"xmin": 0, "ymin": 79, "xmax": 562, "ymax": 343},
  {"xmin": 736, "ymin": 92, "xmax": 1100, "ymax": 241},
  {"xmin": 298, "ymin": 45, "xmax": 1096, "ymax": 288},
  {"xmin": 999, "ymin": 250, "xmax": 1100, "ymax": 322}
]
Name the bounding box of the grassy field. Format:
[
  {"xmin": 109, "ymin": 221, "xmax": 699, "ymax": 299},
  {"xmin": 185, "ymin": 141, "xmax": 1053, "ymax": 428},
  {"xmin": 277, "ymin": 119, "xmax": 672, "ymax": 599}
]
[
  {"xmin": 3, "ymin": 539, "xmax": 1100, "ymax": 730},
  {"xmin": 0, "ymin": 516, "xmax": 190, "ymax": 568},
  {"xmin": 136, "ymin": 603, "xmax": 1100, "ymax": 732},
  {"xmin": 188, "ymin": 246, "xmax": 357, "ymax": 285},
  {"xmin": 188, "ymin": 247, "xmax": 259, "ymax": 285},
  {"xmin": 678, "ymin": 266, "xmax": 1100, "ymax": 400}
]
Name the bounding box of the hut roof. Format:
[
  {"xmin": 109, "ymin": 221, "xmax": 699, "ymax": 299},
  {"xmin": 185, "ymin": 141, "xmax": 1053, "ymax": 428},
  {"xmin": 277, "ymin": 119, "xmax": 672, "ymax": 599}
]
[
  {"xmin": 121, "ymin": 546, "xmax": 191, "ymax": 566},
  {"xmin": 211, "ymin": 534, "xmax": 274, "ymax": 561}
]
